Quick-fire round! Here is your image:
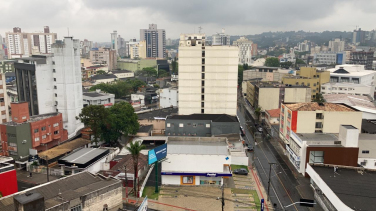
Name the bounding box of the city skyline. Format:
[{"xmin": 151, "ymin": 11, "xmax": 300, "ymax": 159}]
[{"xmin": 1, "ymin": 0, "xmax": 376, "ymax": 42}]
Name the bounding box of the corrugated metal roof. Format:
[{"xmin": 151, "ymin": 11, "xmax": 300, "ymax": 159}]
[{"xmin": 59, "ymin": 148, "xmax": 108, "ymax": 165}]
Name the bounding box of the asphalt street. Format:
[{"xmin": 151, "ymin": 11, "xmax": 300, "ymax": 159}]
[{"xmin": 237, "ymin": 103, "xmax": 312, "ymax": 211}]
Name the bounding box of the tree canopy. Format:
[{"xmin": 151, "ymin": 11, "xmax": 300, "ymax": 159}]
[
  {"xmin": 265, "ymin": 57, "xmax": 280, "ymax": 67},
  {"xmin": 96, "ymin": 70, "xmax": 106, "ymax": 75},
  {"xmin": 136, "ymin": 67, "xmax": 158, "ymax": 77},
  {"xmin": 89, "ymin": 79, "xmax": 146, "ymax": 98},
  {"xmin": 171, "ymin": 57, "xmax": 178, "ymax": 75},
  {"xmin": 280, "ymin": 61, "xmax": 293, "ymax": 69},
  {"xmin": 238, "ymin": 65, "xmax": 244, "ymax": 86}
]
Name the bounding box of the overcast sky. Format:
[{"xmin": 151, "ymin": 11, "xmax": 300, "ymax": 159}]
[{"xmin": 1, "ymin": 0, "xmax": 376, "ymax": 42}]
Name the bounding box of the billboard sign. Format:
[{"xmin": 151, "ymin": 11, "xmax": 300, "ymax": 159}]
[{"xmin": 148, "ymin": 144, "xmax": 167, "ymax": 165}]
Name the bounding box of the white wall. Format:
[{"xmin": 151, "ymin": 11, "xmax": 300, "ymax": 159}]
[
  {"xmin": 162, "ymin": 154, "xmax": 230, "ymax": 173},
  {"xmin": 86, "ymin": 155, "xmax": 108, "ymax": 174},
  {"xmin": 159, "ymin": 88, "xmax": 178, "ymax": 108},
  {"xmin": 231, "ymin": 156, "xmax": 248, "ymax": 166}
]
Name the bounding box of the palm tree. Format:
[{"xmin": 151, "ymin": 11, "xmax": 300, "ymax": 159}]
[
  {"xmin": 126, "ymin": 140, "xmax": 145, "ymax": 197},
  {"xmin": 254, "ymin": 106, "xmax": 262, "ymax": 122}
]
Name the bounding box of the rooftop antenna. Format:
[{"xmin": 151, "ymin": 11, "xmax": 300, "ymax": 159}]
[{"xmin": 198, "ymin": 26, "xmax": 203, "ymax": 34}]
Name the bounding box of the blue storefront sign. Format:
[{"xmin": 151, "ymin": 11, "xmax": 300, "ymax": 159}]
[
  {"xmin": 148, "ymin": 144, "xmax": 167, "ymax": 165},
  {"xmin": 261, "ymin": 199, "xmax": 265, "ymax": 211}
]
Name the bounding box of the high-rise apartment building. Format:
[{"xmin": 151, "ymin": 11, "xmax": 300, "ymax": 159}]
[
  {"xmin": 328, "ymin": 38, "xmax": 345, "ymax": 52},
  {"xmin": 6, "ymin": 26, "xmax": 57, "ymax": 59},
  {"xmin": 178, "ymin": 34, "xmax": 238, "ymax": 116},
  {"xmin": 111, "ymin": 30, "xmax": 118, "ymax": 56},
  {"xmin": 89, "ymin": 47, "xmax": 117, "ymax": 70},
  {"xmin": 140, "ymin": 24, "xmax": 166, "ymax": 58},
  {"xmin": 14, "ymin": 37, "xmax": 84, "ymax": 138},
  {"xmin": 0, "ymin": 73, "xmax": 9, "ymax": 123},
  {"xmin": 233, "ymin": 37, "xmax": 253, "ymax": 64},
  {"xmin": 353, "ymin": 28, "xmax": 366, "ymax": 44},
  {"xmin": 297, "ymin": 40, "xmax": 311, "ymax": 52},
  {"xmin": 212, "ymin": 29, "xmax": 230, "ymax": 46},
  {"xmin": 80, "ymin": 39, "xmax": 93, "ymax": 57},
  {"xmin": 349, "ymin": 51, "xmax": 374, "ymax": 70}
]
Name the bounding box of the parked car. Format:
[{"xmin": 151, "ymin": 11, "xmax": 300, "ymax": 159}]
[
  {"xmin": 233, "ymin": 168, "xmax": 248, "ymax": 175},
  {"xmin": 258, "ymin": 127, "xmax": 263, "ymax": 132},
  {"xmin": 247, "ymin": 145, "xmax": 254, "ymax": 152},
  {"xmin": 240, "ymin": 126, "xmax": 245, "ymax": 136}
]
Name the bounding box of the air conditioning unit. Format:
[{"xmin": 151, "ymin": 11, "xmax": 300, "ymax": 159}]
[
  {"xmin": 22, "ymin": 140, "xmax": 27, "ymax": 144},
  {"xmin": 47, "ymin": 133, "xmax": 51, "ymax": 135}
]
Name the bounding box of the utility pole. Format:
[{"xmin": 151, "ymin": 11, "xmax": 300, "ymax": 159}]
[
  {"xmin": 155, "ymin": 162, "xmax": 159, "ymax": 193},
  {"xmin": 45, "ymin": 156, "xmax": 49, "ymax": 182},
  {"xmin": 221, "ymin": 183, "xmax": 225, "ymax": 211},
  {"xmin": 267, "ymin": 163, "xmax": 276, "ymax": 201},
  {"xmin": 124, "ymin": 165, "xmax": 128, "ymax": 201}
]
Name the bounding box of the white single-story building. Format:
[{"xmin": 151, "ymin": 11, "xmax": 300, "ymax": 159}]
[{"xmin": 161, "ymin": 137, "xmax": 232, "ymax": 186}]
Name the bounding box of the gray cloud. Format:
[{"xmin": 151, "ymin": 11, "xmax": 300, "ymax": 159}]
[{"xmin": 0, "ymin": 0, "xmax": 375, "ymax": 42}]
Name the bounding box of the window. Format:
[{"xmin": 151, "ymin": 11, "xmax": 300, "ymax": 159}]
[
  {"xmin": 179, "ymin": 123, "xmax": 184, "ymax": 128},
  {"xmin": 42, "ymin": 135, "xmax": 46, "ymax": 139},
  {"xmin": 202, "ymin": 66, "xmax": 205, "ymax": 72},
  {"xmin": 54, "ymin": 78, "xmax": 56, "ymax": 82},
  {"xmin": 55, "ymin": 93, "xmax": 57, "ymax": 97},
  {"xmin": 34, "ymin": 129, "xmax": 39, "ymax": 133},
  {"xmin": 201, "ymin": 102, "xmax": 204, "ymax": 108},
  {"xmin": 362, "ymin": 150, "xmax": 370, "ymax": 154},
  {"xmin": 201, "ymin": 95, "xmax": 204, "ymax": 101},
  {"xmin": 202, "ymin": 81, "xmax": 205, "ymax": 86},
  {"xmin": 54, "ymin": 86, "xmax": 57, "ymax": 89},
  {"xmin": 54, "ymin": 130, "xmax": 59, "ymax": 135},
  {"xmin": 309, "ymin": 151, "xmax": 324, "ymax": 164},
  {"xmin": 182, "ymin": 176, "xmax": 194, "ymax": 184},
  {"xmin": 35, "ymin": 137, "xmax": 40, "ymax": 142},
  {"xmin": 201, "ymin": 109, "xmax": 204, "ymax": 113},
  {"xmin": 206, "ymin": 124, "xmax": 210, "ymax": 128},
  {"xmin": 192, "ymin": 123, "xmax": 197, "ymax": 127},
  {"xmin": 315, "ymin": 122, "xmax": 323, "ymax": 128},
  {"xmin": 41, "ymin": 126, "xmax": 46, "ymax": 131},
  {"xmin": 70, "ymin": 204, "xmax": 82, "ymax": 211},
  {"xmin": 316, "ymin": 113, "xmax": 323, "ymax": 119},
  {"xmin": 53, "ymin": 69, "xmax": 56, "ymax": 73},
  {"xmin": 201, "ymin": 88, "xmax": 204, "ymax": 94},
  {"xmin": 52, "ymin": 61, "xmax": 55, "ymax": 65},
  {"xmin": 202, "ymin": 73, "xmax": 205, "ymax": 79},
  {"xmin": 167, "ymin": 123, "xmax": 171, "ymax": 128}
]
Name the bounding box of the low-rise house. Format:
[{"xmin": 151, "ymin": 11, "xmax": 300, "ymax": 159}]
[
  {"xmin": 137, "ymin": 107, "xmax": 178, "ymax": 135},
  {"xmin": 91, "ymin": 74, "xmax": 117, "ymax": 85},
  {"xmin": 110, "ymin": 69, "xmax": 134, "ymax": 79},
  {"xmin": 161, "ymin": 137, "xmax": 232, "ymax": 186},
  {"xmin": 83, "ymin": 89, "xmax": 115, "ymax": 107},
  {"xmin": 0, "ymin": 172, "xmax": 123, "ymax": 211},
  {"xmin": 265, "ymin": 108, "xmax": 280, "ymax": 128}
]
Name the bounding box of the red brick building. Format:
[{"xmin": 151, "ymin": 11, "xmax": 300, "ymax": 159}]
[{"xmin": 0, "ymin": 102, "xmax": 68, "ymax": 161}]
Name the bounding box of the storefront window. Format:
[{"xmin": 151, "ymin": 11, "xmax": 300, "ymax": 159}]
[{"xmin": 182, "ymin": 176, "xmax": 194, "ymax": 184}]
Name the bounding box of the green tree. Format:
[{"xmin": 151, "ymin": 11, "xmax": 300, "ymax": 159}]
[
  {"xmin": 127, "ymin": 79, "xmax": 146, "ymax": 92},
  {"xmin": 142, "ymin": 67, "xmax": 158, "ymax": 77},
  {"xmin": 254, "ymin": 106, "xmax": 262, "ymax": 122},
  {"xmin": 238, "ymin": 65, "xmax": 244, "ymax": 86},
  {"xmin": 313, "ymin": 93, "xmax": 325, "ymax": 103},
  {"xmin": 280, "ymin": 61, "xmax": 293, "ymax": 69},
  {"xmin": 102, "ymin": 102, "xmax": 139, "ymax": 146},
  {"xmin": 153, "ymin": 84, "xmax": 160, "ymax": 88},
  {"xmin": 158, "ymin": 69, "xmax": 170, "ymax": 78},
  {"xmin": 171, "ymin": 57, "xmax": 178, "ymax": 74},
  {"xmin": 296, "ymin": 59, "xmax": 306, "ymax": 65},
  {"xmin": 126, "ymin": 141, "xmax": 146, "ymax": 196},
  {"xmin": 96, "ymin": 70, "xmax": 106, "ymax": 75},
  {"xmin": 76, "ymin": 105, "xmax": 108, "ymax": 146},
  {"xmin": 265, "ymin": 57, "xmax": 280, "ymax": 67}
]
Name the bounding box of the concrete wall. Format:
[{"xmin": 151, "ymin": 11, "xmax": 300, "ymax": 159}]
[
  {"xmin": 138, "ymin": 119, "xmax": 165, "ymax": 134},
  {"xmin": 82, "ymin": 183, "xmax": 122, "ymax": 211},
  {"xmin": 117, "ymin": 61, "xmax": 138, "ymax": 72},
  {"xmin": 7, "ymin": 123, "xmax": 32, "ymax": 160},
  {"xmin": 211, "ymin": 122, "xmax": 240, "ymax": 136},
  {"xmin": 165, "ymin": 119, "xmax": 211, "ymax": 136},
  {"xmin": 322, "ymin": 112, "xmax": 362, "ymax": 133},
  {"xmin": 296, "ymin": 111, "xmax": 317, "ymax": 133},
  {"xmin": 284, "ymin": 88, "xmax": 311, "ymax": 103},
  {"xmin": 258, "ymin": 88, "xmax": 279, "ymax": 110},
  {"xmin": 231, "ymin": 156, "xmax": 248, "ymax": 166},
  {"xmin": 162, "ymin": 154, "xmax": 230, "ymax": 173},
  {"xmin": 159, "ymin": 88, "xmax": 178, "ymax": 108}
]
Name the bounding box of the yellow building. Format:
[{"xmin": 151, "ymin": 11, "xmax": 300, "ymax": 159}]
[
  {"xmin": 245, "ymin": 80, "xmax": 311, "ymax": 111},
  {"xmin": 138, "ymin": 40, "xmax": 147, "ymax": 59},
  {"xmin": 282, "ymin": 67, "xmax": 329, "ymax": 100}
]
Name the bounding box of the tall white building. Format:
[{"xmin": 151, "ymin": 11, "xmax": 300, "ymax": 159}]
[
  {"xmin": 110, "ymin": 30, "xmax": 118, "ymax": 56},
  {"xmin": 140, "ymin": 24, "xmax": 166, "ymax": 58},
  {"xmin": 232, "ymin": 37, "xmax": 253, "ymax": 64},
  {"xmin": 328, "ymin": 38, "xmax": 345, "ymax": 52},
  {"xmin": 178, "ymin": 34, "xmax": 238, "ymax": 116},
  {"xmin": 297, "ymin": 40, "xmax": 311, "ymax": 52},
  {"xmin": 14, "ymin": 37, "xmax": 84, "ymax": 138},
  {"xmin": 212, "ymin": 29, "xmax": 230, "ymax": 46},
  {"xmin": 6, "ymin": 26, "xmax": 57, "ymax": 59}
]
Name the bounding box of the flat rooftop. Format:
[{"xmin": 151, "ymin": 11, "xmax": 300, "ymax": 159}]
[
  {"xmin": 295, "ymin": 133, "xmax": 338, "ymax": 142},
  {"xmin": 137, "ymin": 107, "xmax": 178, "ymax": 120},
  {"xmin": 38, "ymin": 138, "xmax": 91, "ymax": 160},
  {"xmin": 167, "ymin": 137, "xmax": 228, "ymax": 155},
  {"xmin": 168, "ymin": 114, "xmax": 238, "ymax": 122},
  {"xmin": 58, "ymin": 148, "xmax": 109, "ymax": 168},
  {"xmin": 83, "ymin": 91, "xmax": 114, "ymax": 98},
  {"xmin": 2, "ymin": 112, "xmax": 60, "ymax": 126},
  {"xmin": 311, "ymin": 165, "xmax": 376, "ymax": 211},
  {"xmin": 323, "ymin": 94, "xmax": 376, "ymax": 110},
  {"xmin": 251, "ymin": 81, "xmax": 309, "ymax": 88},
  {"xmin": 284, "ymin": 102, "xmax": 356, "ymax": 112}
]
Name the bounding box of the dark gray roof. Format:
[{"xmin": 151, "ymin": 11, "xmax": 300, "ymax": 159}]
[
  {"xmin": 91, "ymin": 74, "xmax": 117, "ymax": 80},
  {"xmin": 362, "ymin": 119, "xmax": 376, "ymax": 134},
  {"xmin": 111, "ymin": 69, "xmax": 132, "ymax": 73},
  {"xmin": 168, "ymin": 114, "xmax": 238, "ymax": 122},
  {"xmin": 5, "ymin": 72, "xmax": 15, "ymax": 77},
  {"xmin": 58, "ymin": 148, "xmax": 109, "ymax": 168},
  {"xmin": 13, "ymin": 192, "xmax": 43, "ymax": 205},
  {"xmin": 312, "ymin": 166, "xmax": 376, "ymax": 211},
  {"xmin": 138, "ymin": 125, "xmax": 153, "ymax": 133},
  {"xmin": 137, "ymin": 108, "xmax": 178, "ymax": 120},
  {"xmin": 0, "ymin": 172, "xmax": 120, "ymax": 211},
  {"xmin": 83, "ymin": 92, "xmax": 105, "ymax": 97}
]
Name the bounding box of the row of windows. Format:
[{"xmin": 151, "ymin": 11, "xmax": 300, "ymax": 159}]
[
  {"xmin": 34, "ymin": 123, "xmax": 59, "ymax": 133},
  {"xmin": 34, "ymin": 130, "xmax": 59, "ymax": 142},
  {"xmin": 166, "ymin": 123, "xmax": 210, "ymax": 128}
]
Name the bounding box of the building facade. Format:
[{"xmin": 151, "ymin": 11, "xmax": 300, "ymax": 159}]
[
  {"xmin": 0, "ymin": 102, "xmax": 68, "ymax": 160},
  {"xmin": 212, "ymin": 30, "xmax": 230, "ymax": 46},
  {"xmin": 327, "ymin": 64, "xmax": 376, "ymax": 86},
  {"xmin": 313, "ymin": 51, "xmax": 345, "ymax": 65},
  {"xmin": 15, "ymin": 37, "xmax": 84, "ymax": 138},
  {"xmin": 232, "ymin": 37, "xmax": 253, "ymax": 64},
  {"xmin": 0, "ymin": 157, "xmax": 18, "ymax": 197},
  {"xmin": 349, "ymin": 51, "xmax": 374, "ymax": 70},
  {"xmin": 161, "ymin": 137, "xmax": 232, "ymax": 186},
  {"xmin": 140, "ymin": 24, "xmax": 166, "ymax": 58},
  {"xmin": 279, "ymin": 103, "xmax": 362, "ymax": 145},
  {"xmin": 159, "ymin": 87, "xmax": 178, "ymax": 108},
  {"xmin": 178, "ymin": 34, "xmax": 238, "ymax": 115},
  {"xmin": 321, "ymin": 83, "xmax": 374, "ymax": 98},
  {"xmin": 328, "ymin": 38, "xmax": 345, "ymax": 52},
  {"xmin": 282, "ymin": 67, "xmax": 330, "ymax": 99},
  {"xmin": 89, "ymin": 47, "xmax": 117, "ymax": 70},
  {"xmin": 83, "ymin": 90, "xmax": 115, "ymax": 107},
  {"xmin": 6, "ymin": 26, "xmax": 57, "ymax": 59},
  {"xmin": 0, "ymin": 73, "xmax": 9, "ymax": 123},
  {"xmin": 246, "ymin": 81, "xmax": 311, "ymax": 111},
  {"xmin": 110, "ymin": 30, "xmax": 118, "ymax": 56}
]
